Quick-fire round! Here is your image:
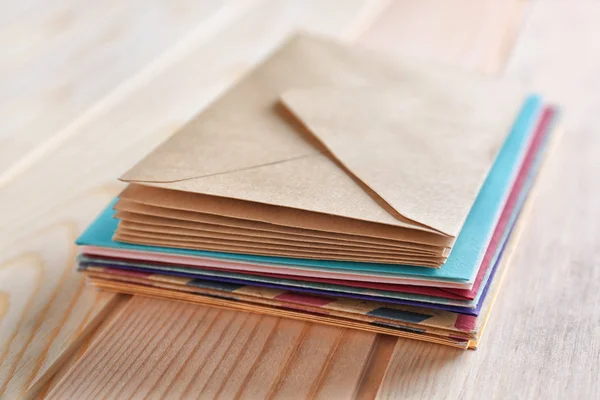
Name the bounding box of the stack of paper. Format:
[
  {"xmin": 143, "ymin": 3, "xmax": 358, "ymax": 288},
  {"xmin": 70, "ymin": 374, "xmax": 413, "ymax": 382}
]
[{"xmin": 76, "ymin": 34, "xmax": 558, "ymax": 349}]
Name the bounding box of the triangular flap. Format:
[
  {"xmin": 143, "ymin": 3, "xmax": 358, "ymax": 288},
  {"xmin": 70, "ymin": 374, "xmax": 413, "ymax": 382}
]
[
  {"xmin": 119, "ymin": 106, "xmax": 314, "ymax": 184},
  {"xmin": 280, "ymin": 83, "xmax": 525, "ymax": 237},
  {"xmin": 119, "ymin": 35, "xmax": 327, "ymax": 185}
]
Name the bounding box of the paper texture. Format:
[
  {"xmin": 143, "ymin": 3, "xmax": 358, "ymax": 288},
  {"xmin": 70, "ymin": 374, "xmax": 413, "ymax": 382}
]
[
  {"xmin": 113, "ymin": 232, "xmax": 443, "ymax": 265},
  {"xmin": 77, "ymin": 110, "xmax": 556, "ymax": 317},
  {"xmin": 279, "ymin": 84, "xmax": 521, "ymax": 237},
  {"xmin": 115, "ymin": 218, "xmax": 441, "ymax": 255},
  {"xmin": 112, "ymin": 203, "xmax": 444, "ymax": 252},
  {"xmin": 115, "ymin": 228, "xmax": 441, "ymax": 260},
  {"xmin": 118, "ymin": 184, "xmax": 450, "ymax": 247},
  {"xmin": 116, "ymin": 220, "xmax": 438, "ymax": 254},
  {"xmin": 120, "ymin": 33, "xmax": 526, "ymax": 241}
]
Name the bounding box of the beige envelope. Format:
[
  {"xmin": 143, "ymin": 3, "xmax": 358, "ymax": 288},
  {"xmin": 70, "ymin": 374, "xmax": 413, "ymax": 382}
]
[
  {"xmin": 114, "ymin": 228, "xmax": 443, "ymax": 265},
  {"xmin": 119, "ymin": 33, "xmax": 525, "ymax": 258},
  {"xmin": 113, "ymin": 201, "xmax": 445, "ymax": 253},
  {"xmin": 117, "ymin": 185, "xmax": 449, "ymax": 247},
  {"xmin": 113, "ymin": 198, "xmax": 447, "ymax": 266},
  {"xmin": 113, "ymin": 233, "xmax": 442, "ymax": 266},
  {"xmin": 117, "ymin": 220, "xmax": 439, "ymax": 255},
  {"xmin": 116, "ymin": 225, "xmax": 417, "ymax": 255},
  {"xmin": 115, "ymin": 226, "xmax": 444, "ymax": 260}
]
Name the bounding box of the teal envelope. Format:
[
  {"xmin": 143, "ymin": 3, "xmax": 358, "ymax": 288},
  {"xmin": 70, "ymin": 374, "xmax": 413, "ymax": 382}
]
[{"xmin": 77, "ymin": 95, "xmax": 542, "ymax": 284}]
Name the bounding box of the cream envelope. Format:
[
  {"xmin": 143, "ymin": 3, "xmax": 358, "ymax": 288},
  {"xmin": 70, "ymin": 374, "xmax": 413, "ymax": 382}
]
[
  {"xmin": 113, "ymin": 200, "xmax": 444, "ymax": 252},
  {"xmin": 118, "ymin": 33, "xmax": 526, "ymax": 261},
  {"xmin": 115, "ymin": 212, "xmax": 441, "ymax": 254},
  {"xmin": 114, "ymin": 227, "xmax": 439, "ymax": 258},
  {"xmin": 112, "ymin": 233, "xmax": 442, "ymax": 266},
  {"xmin": 112, "ymin": 198, "xmax": 449, "ymax": 265},
  {"xmin": 117, "ymin": 220, "xmax": 440, "ymax": 255},
  {"xmin": 117, "ymin": 186, "xmax": 450, "ymax": 247}
]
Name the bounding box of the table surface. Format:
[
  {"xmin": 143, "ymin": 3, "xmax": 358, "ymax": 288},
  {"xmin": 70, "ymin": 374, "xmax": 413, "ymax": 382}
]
[{"xmin": 1, "ymin": 1, "xmax": 599, "ymax": 399}]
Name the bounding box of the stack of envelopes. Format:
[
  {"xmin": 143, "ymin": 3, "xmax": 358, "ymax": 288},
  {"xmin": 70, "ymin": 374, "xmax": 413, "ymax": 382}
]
[{"xmin": 76, "ymin": 34, "xmax": 559, "ymax": 349}]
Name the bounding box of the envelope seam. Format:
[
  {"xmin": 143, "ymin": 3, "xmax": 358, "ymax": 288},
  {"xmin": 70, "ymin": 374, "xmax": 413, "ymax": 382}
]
[{"xmin": 120, "ymin": 153, "xmax": 318, "ymax": 184}]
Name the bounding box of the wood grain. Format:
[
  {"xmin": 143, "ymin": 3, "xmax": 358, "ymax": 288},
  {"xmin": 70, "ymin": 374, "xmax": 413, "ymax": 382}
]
[
  {"xmin": 0, "ymin": 0, "xmax": 382, "ymax": 397},
  {"xmin": 377, "ymin": 2, "xmax": 600, "ymax": 399},
  {"xmin": 0, "ymin": 0, "xmax": 382, "ymax": 246},
  {"xmin": 0, "ymin": 0, "xmax": 243, "ymax": 392},
  {"xmin": 45, "ymin": 297, "xmax": 378, "ymax": 399},
  {"xmin": 0, "ymin": 0, "xmax": 233, "ymax": 178},
  {"xmin": 0, "ymin": 199, "xmax": 122, "ymax": 399},
  {"xmin": 29, "ymin": 293, "xmax": 131, "ymax": 399}
]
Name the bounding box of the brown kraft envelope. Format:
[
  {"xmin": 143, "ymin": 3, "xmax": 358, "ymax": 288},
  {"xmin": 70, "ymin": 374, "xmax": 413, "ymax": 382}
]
[
  {"xmin": 112, "ymin": 201, "xmax": 444, "ymax": 253},
  {"xmin": 116, "ymin": 220, "xmax": 440, "ymax": 256},
  {"xmin": 119, "ymin": 33, "xmax": 525, "ymax": 251},
  {"xmin": 114, "ymin": 229, "xmax": 445, "ymax": 263}
]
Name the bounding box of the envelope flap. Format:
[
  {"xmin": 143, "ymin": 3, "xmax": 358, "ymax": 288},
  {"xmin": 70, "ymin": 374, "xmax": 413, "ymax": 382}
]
[
  {"xmin": 280, "ymin": 82, "xmax": 525, "ymax": 236},
  {"xmin": 118, "ymin": 33, "xmax": 398, "ymax": 186},
  {"xmin": 118, "ymin": 33, "xmax": 526, "ymax": 237},
  {"xmin": 119, "ymin": 36, "xmax": 331, "ymax": 184},
  {"xmin": 119, "ymin": 102, "xmax": 315, "ymax": 183}
]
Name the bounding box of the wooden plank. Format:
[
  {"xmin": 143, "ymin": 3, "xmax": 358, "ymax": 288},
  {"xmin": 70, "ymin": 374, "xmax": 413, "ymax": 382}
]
[
  {"xmin": 0, "ymin": 210, "xmax": 121, "ymax": 399},
  {"xmin": 45, "ymin": 298, "xmax": 377, "ymax": 399},
  {"xmin": 0, "ymin": 0, "xmax": 244, "ymax": 393},
  {"xmin": 0, "ymin": 0, "xmax": 384, "ymax": 398},
  {"xmin": 29, "ymin": 293, "xmax": 131, "ymax": 399},
  {"xmin": 355, "ymin": 335, "xmax": 398, "ymax": 400},
  {"xmin": 0, "ymin": 0, "xmax": 235, "ymax": 178},
  {"xmin": 377, "ymin": 2, "xmax": 600, "ymax": 399},
  {"xmin": 313, "ymin": 329, "xmax": 381, "ymax": 400}
]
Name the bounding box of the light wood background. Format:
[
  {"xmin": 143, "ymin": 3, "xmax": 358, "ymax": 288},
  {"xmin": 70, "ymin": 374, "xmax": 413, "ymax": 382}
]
[{"xmin": 1, "ymin": 0, "xmax": 598, "ymax": 399}]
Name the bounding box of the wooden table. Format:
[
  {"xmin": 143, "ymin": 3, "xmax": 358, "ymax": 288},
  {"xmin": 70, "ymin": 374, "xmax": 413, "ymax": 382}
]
[{"xmin": 1, "ymin": 1, "xmax": 599, "ymax": 398}]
